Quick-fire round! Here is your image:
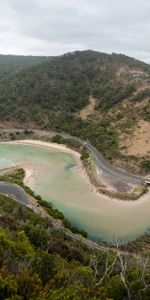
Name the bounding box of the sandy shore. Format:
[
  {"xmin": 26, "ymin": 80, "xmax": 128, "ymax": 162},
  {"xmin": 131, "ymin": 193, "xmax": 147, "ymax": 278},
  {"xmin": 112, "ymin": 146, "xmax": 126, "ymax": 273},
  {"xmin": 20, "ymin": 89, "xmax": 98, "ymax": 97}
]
[
  {"xmin": 2, "ymin": 139, "xmax": 150, "ymax": 205},
  {"xmin": 4, "ymin": 139, "xmax": 92, "ymax": 188},
  {"xmin": 5, "ymin": 139, "xmax": 81, "ymax": 158}
]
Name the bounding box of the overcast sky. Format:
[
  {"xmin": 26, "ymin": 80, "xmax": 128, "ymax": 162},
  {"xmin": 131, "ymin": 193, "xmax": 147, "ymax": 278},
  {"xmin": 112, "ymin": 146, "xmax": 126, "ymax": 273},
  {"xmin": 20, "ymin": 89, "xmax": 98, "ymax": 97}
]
[{"xmin": 0, "ymin": 0, "xmax": 150, "ymax": 62}]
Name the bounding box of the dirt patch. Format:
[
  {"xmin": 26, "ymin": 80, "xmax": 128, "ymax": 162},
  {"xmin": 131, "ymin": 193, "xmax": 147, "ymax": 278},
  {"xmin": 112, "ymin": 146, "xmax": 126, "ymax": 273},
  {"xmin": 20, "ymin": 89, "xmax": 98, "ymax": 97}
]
[
  {"xmin": 132, "ymin": 82, "xmax": 150, "ymax": 96},
  {"xmin": 133, "ymin": 98, "xmax": 149, "ymax": 109},
  {"xmin": 0, "ymin": 121, "xmax": 18, "ymax": 129},
  {"xmin": 112, "ymin": 159, "xmax": 141, "ymax": 175},
  {"xmin": 116, "ymin": 65, "xmax": 130, "ymax": 78},
  {"xmin": 77, "ymin": 96, "xmax": 96, "ymax": 120},
  {"xmin": 120, "ymin": 121, "xmax": 150, "ymax": 157}
]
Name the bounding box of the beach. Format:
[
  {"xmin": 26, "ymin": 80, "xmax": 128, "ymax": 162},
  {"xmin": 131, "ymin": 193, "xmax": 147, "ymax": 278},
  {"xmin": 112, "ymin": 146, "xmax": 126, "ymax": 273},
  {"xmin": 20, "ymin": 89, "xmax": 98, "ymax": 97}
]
[{"xmin": 4, "ymin": 139, "xmax": 150, "ymax": 206}]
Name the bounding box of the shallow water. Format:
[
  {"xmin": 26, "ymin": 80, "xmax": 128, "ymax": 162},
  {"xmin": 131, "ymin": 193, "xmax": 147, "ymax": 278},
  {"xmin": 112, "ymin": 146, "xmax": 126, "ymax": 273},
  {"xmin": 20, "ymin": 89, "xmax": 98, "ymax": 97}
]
[{"xmin": 0, "ymin": 143, "xmax": 150, "ymax": 244}]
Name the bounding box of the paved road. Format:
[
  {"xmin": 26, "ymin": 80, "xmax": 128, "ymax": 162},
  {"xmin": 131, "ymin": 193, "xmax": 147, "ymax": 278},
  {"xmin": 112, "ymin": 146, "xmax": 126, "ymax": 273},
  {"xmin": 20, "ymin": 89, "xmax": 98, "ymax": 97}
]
[
  {"xmin": 85, "ymin": 143, "xmax": 144, "ymax": 185},
  {"xmin": 0, "ymin": 130, "xmax": 146, "ymax": 254},
  {"xmin": 0, "ymin": 181, "xmax": 113, "ymax": 253},
  {"xmin": 0, "ymin": 182, "xmax": 30, "ymax": 205},
  {"xmin": 0, "ymin": 128, "xmax": 145, "ymax": 187},
  {"xmin": 0, "ymin": 182, "xmax": 131, "ymax": 254},
  {"xmin": 56, "ymin": 133, "xmax": 145, "ymax": 187}
]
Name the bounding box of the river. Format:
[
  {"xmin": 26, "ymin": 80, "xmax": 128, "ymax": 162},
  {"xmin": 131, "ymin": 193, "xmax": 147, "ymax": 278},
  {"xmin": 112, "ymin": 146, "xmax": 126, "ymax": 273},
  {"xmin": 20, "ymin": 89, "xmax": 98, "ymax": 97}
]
[{"xmin": 0, "ymin": 142, "xmax": 149, "ymax": 244}]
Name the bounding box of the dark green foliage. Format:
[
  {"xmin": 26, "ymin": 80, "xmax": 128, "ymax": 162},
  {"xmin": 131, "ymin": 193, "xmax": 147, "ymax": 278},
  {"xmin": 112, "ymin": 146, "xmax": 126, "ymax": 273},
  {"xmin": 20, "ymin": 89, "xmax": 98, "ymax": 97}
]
[
  {"xmin": 51, "ymin": 134, "xmax": 63, "ymax": 144},
  {"xmin": 24, "ymin": 129, "xmax": 33, "ymax": 135},
  {"xmin": 81, "ymin": 148, "xmax": 90, "ymax": 160},
  {"xmin": 0, "ymin": 50, "xmax": 144, "ymax": 118},
  {"xmin": 51, "ymin": 134, "xmax": 81, "ymax": 151},
  {"xmin": 37, "ymin": 198, "xmax": 87, "ymax": 237},
  {"xmin": 0, "ymin": 169, "xmax": 88, "ymax": 237},
  {"xmin": 132, "ymin": 89, "xmax": 150, "ymax": 102},
  {"xmin": 141, "ymin": 160, "xmax": 150, "ymax": 172},
  {"xmin": 0, "ymin": 54, "xmax": 49, "ymax": 79},
  {"xmin": 93, "ymin": 82, "xmax": 135, "ymax": 109},
  {"xmin": 23, "ymin": 224, "xmax": 50, "ymax": 249},
  {"xmin": 0, "ymin": 168, "xmax": 25, "ymax": 185},
  {"xmin": 0, "ymin": 50, "xmax": 149, "ymax": 158},
  {"xmin": 9, "ymin": 132, "xmax": 16, "ymax": 140},
  {"xmin": 49, "ymin": 113, "xmax": 119, "ymax": 158},
  {"xmin": 1, "ymin": 195, "xmax": 150, "ymax": 299}
]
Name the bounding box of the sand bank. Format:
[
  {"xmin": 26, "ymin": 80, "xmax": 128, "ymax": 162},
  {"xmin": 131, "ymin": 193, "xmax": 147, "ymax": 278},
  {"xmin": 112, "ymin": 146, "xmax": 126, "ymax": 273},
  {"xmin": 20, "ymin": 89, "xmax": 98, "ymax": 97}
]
[
  {"xmin": 4, "ymin": 139, "xmax": 91, "ymax": 187},
  {"xmin": 3, "ymin": 140, "xmax": 150, "ymax": 205},
  {"xmin": 6, "ymin": 139, "xmax": 81, "ymax": 158}
]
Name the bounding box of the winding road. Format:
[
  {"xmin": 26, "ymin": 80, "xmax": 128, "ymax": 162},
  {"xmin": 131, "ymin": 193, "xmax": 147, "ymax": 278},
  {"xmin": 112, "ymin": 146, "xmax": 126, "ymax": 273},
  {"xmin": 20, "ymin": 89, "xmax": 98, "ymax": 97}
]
[
  {"xmin": 85, "ymin": 143, "xmax": 144, "ymax": 184},
  {"xmin": 0, "ymin": 182, "xmax": 30, "ymax": 205},
  {"xmin": 0, "ymin": 129, "xmax": 146, "ymax": 190},
  {"xmin": 0, "ymin": 181, "xmax": 112, "ymax": 253},
  {"xmin": 55, "ymin": 133, "xmax": 145, "ymax": 191},
  {"xmin": 0, "ymin": 131, "xmax": 148, "ymax": 253}
]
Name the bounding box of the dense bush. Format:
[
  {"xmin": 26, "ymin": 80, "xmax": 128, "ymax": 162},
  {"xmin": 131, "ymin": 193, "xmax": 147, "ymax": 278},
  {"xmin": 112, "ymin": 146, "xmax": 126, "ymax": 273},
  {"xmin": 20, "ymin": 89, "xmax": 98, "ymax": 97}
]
[
  {"xmin": 141, "ymin": 159, "xmax": 150, "ymax": 172},
  {"xmin": 0, "ymin": 50, "xmax": 149, "ymax": 159},
  {"xmin": 1, "ymin": 195, "xmax": 150, "ymax": 299},
  {"xmin": 0, "ymin": 169, "xmax": 87, "ymax": 238}
]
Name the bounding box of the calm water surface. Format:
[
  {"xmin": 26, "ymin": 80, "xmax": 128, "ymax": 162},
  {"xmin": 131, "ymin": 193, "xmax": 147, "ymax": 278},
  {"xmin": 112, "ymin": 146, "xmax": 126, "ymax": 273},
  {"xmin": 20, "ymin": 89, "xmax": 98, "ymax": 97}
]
[{"xmin": 0, "ymin": 143, "xmax": 150, "ymax": 244}]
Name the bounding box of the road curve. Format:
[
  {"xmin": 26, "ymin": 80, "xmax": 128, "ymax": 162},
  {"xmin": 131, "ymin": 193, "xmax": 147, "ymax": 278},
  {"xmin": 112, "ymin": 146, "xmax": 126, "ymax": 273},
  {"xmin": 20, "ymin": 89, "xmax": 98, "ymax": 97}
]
[
  {"xmin": 0, "ymin": 182, "xmax": 30, "ymax": 205},
  {"xmin": 0, "ymin": 181, "xmax": 112, "ymax": 253},
  {"xmin": 56, "ymin": 133, "xmax": 145, "ymax": 186},
  {"xmin": 85, "ymin": 143, "xmax": 144, "ymax": 184},
  {"xmin": 0, "ymin": 129, "xmax": 145, "ymax": 187},
  {"xmin": 0, "ymin": 135, "xmax": 143, "ymax": 254}
]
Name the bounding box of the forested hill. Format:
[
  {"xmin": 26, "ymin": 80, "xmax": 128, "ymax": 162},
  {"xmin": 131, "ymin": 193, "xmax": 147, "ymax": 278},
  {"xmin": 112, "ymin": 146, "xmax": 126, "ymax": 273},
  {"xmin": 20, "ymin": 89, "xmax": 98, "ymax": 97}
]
[
  {"xmin": 0, "ymin": 54, "xmax": 49, "ymax": 79},
  {"xmin": 0, "ymin": 50, "xmax": 150, "ymax": 111},
  {"xmin": 0, "ymin": 50, "xmax": 149, "ymax": 164}
]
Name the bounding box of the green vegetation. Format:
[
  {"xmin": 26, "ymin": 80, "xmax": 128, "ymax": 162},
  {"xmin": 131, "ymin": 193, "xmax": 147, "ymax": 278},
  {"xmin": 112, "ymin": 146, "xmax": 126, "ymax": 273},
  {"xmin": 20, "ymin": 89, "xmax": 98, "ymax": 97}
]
[
  {"xmin": 0, "ymin": 54, "xmax": 49, "ymax": 79},
  {"xmin": 0, "ymin": 168, "xmax": 87, "ymax": 238},
  {"xmin": 0, "ymin": 51, "xmax": 150, "ymax": 299},
  {"xmin": 50, "ymin": 115, "xmax": 119, "ymax": 158},
  {"xmin": 1, "ymin": 194, "xmax": 150, "ymax": 299},
  {"xmin": 24, "ymin": 129, "xmax": 33, "ymax": 135},
  {"xmin": 93, "ymin": 81, "xmax": 135, "ymax": 110},
  {"xmin": 0, "ymin": 50, "xmax": 149, "ymax": 159},
  {"xmin": 81, "ymin": 147, "xmax": 90, "ymax": 160},
  {"xmin": 132, "ymin": 89, "xmax": 150, "ymax": 102},
  {"xmin": 0, "ymin": 168, "xmax": 25, "ymax": 185},
  {"xmin": 80, "ymin": 148, "xmax": 148, "ymax": 200},
  {"xmin": 51, "ymin": 134, "xmax": 81, "ymax": 152},
  {"xmin": 141, "ymin": 160, "xmax": 150, "ymax": 172},
  {"xmin": 37, "ymin": 198, "xmax": 87, "ymax": 237}
]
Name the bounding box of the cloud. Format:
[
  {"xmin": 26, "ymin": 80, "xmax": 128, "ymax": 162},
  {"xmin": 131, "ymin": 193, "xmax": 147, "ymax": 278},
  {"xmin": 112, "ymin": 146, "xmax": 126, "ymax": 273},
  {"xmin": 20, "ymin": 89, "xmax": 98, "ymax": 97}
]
[{"xmin": 0, "ymin": 0, "xmax": 150, "ymax": 62}]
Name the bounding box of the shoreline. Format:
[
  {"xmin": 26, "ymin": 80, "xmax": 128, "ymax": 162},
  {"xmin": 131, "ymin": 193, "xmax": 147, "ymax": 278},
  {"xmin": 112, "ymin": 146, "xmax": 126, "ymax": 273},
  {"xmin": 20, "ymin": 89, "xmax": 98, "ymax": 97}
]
[
  {"xmin": 2, "ymin": 139, "xmax": 150, "ymax": 205},
  {"xmin": 4, "ymin": 139, "xmax": 81, "ymax": 159},
  {"xmin": 3, "ymin": 139, "xmax": 95, "ymax": 193}
]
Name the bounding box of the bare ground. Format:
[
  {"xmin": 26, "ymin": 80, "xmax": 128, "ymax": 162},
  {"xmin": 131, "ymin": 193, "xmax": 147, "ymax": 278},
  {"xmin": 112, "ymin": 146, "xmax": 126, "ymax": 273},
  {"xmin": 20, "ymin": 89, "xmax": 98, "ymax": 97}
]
[
  {"xmin": 77, "ymin": 96, "xmax": 96, "ymax": 120},
  {"xmin": 120, "ymin": 121, "xmax": 150, "ymax": 157}
]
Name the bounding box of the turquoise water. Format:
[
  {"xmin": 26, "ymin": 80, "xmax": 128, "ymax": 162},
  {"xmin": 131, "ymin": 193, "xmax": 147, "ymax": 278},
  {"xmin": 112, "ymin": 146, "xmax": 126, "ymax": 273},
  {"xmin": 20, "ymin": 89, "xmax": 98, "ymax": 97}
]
[{"xmin": 0, "ymin": 142, "xmax": 150, "ymax": 244}]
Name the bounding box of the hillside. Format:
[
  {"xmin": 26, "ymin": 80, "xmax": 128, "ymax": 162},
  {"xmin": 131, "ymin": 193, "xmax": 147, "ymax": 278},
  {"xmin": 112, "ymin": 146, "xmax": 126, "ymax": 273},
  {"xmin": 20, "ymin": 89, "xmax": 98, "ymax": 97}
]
[
  {"xmin": 1, "ymin": 191, "xmax": 150, "ymax": 299},
  {"xmin": 0, "ymin": 54, "xmax": 49, "ymax": 80},
  {"xmin": 0, "ymin": 50, "xmax": 149, "ymax": 172}
]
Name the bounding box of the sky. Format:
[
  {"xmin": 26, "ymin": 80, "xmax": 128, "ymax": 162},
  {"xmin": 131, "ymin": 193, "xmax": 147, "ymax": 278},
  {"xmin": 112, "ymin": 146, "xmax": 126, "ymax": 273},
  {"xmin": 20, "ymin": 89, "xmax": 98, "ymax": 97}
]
[{"xmin": 0, "ymin": 0, "xmax": 150, "ymax": 63}]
